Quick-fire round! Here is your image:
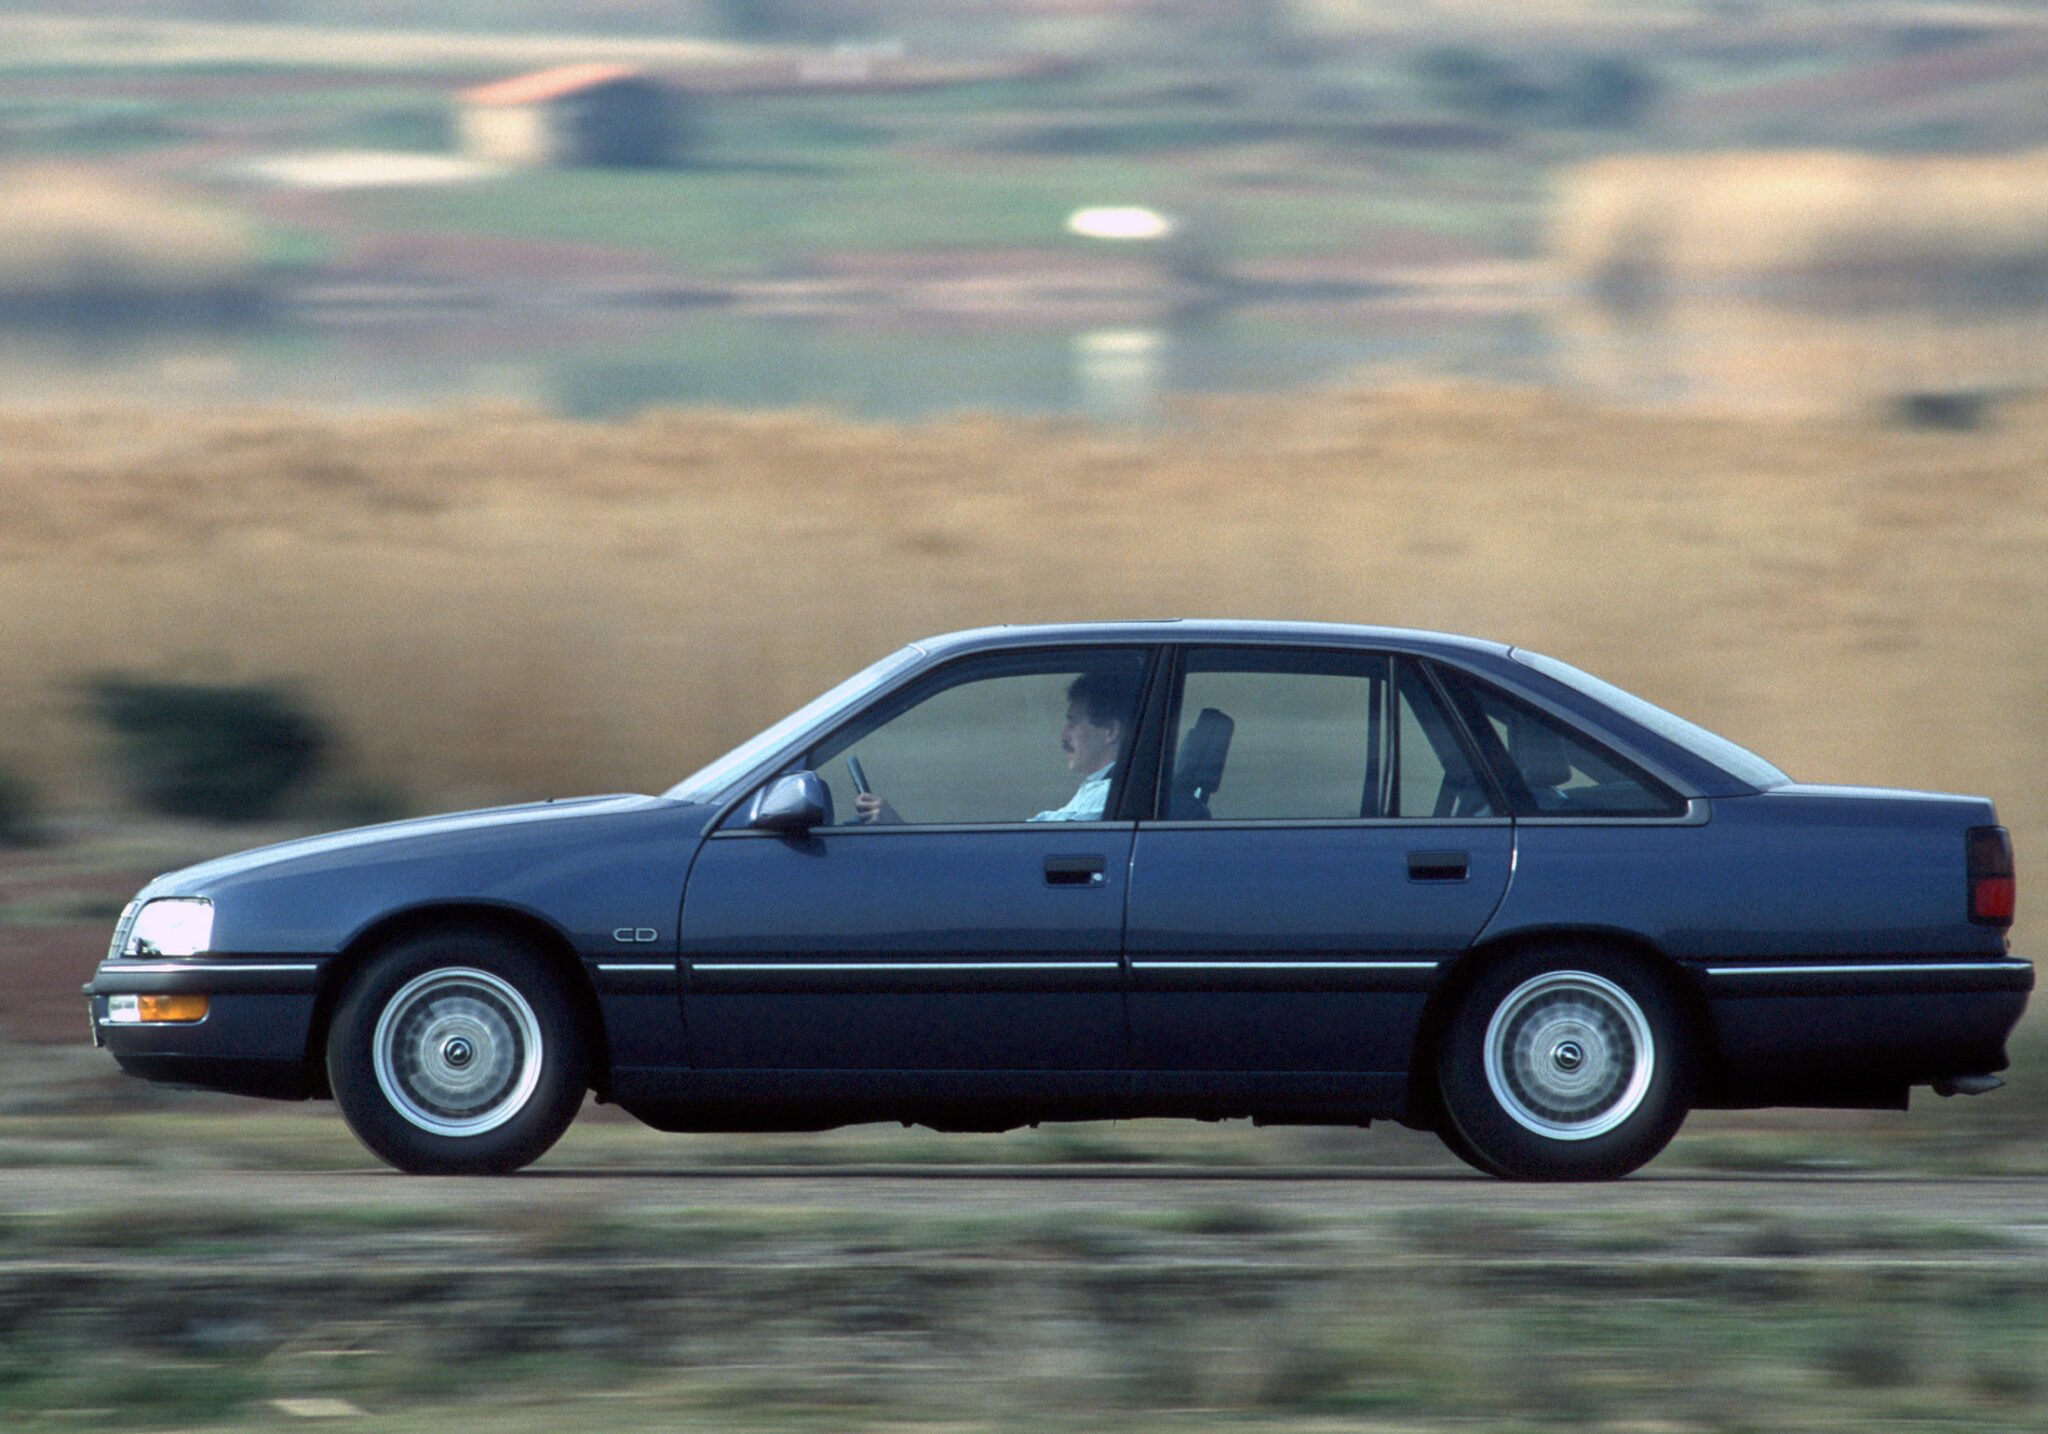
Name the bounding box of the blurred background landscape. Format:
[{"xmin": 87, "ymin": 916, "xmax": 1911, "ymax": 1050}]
[
  {"xmin": 7, "ymin": 0, "xmax": 2048, "ymax": 417},
  {"xmin": 4, "ymin": 0, "xmax": 2046, "ymax": 936},
  {"xmin": 3, "ymin": 1, "xmax": 2048, "ymax": 1427}
]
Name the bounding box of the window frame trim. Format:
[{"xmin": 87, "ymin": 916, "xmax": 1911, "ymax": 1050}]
[{"xmin": 1403, "ymin": 656, "xmax": 1513, "ymax": 819}]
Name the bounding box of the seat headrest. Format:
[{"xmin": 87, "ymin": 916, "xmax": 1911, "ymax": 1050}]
[
  {"xmin": 1510, "ymin": 722, "xmax": 1574, "ymax": 789},
  {"xmin": 1174, "ymin": 707, "xmax": 1234, "ymax": 799}
]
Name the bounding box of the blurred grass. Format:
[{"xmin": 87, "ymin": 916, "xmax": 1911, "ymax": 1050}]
[
  {"xmin": 0, "ymin": 165, "xmax": 261, "ymax": 303},
  {"xmin": 4, "ymin": 1171, "xmax": 2048, "ymax": 1431},
  {"xmin": 5, "ymin": 1026, "xmax": 2048, "ymax": 1430}
]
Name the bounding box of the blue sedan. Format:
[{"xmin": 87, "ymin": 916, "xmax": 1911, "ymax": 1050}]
[{"xmin": 87, "ymin": 622, "xmax": 2030, "ymax": 1179}]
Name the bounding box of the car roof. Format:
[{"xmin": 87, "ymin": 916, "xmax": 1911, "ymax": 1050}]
[{"xmin": 907, "ymin": 621, "xmax": 1516, "ymax": 663}]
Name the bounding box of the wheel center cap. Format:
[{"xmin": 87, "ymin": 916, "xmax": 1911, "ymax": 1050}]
[
  {"xmin": 441, "ymin": 1036, "xmax": 476, "ymax": 1069},
  {"xmin": 1550, "ymin": 1040, "xmax": 1586, "ymax": 1074}
]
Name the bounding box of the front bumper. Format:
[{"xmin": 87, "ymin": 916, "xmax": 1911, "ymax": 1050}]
[{"xmin": 85, "ymin": 957, "xmax": 327, "ymax": 1101}]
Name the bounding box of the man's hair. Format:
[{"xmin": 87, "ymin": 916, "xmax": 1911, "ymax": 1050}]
[{"xmin": 1067, "ymin": 670, "xmax": 1137, "ymax": 729}]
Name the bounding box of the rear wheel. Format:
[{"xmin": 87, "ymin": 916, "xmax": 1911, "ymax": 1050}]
[
  {"xmin": 1436, "ymin": 947, "xmax": 1692, "ymax": 1180},
  {"xmin": 327, "ymin": 930, "xmax": 586, "ymax": 1174}
]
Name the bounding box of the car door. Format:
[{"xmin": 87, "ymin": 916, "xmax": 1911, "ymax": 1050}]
[
  {"xmin": 677, "ymin": 646, "xmax": 1154, "ymax": 1099},
  {"xmin": 1123, "ymin": 647, "xmax": 1514, "ymax": 1100}
]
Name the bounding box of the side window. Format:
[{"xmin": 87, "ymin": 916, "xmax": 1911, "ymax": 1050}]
[
  {"xmin": 1166, "ymin": 649, "xmax": 1495, "ymax": 821},
  {"xmin": 1390, "ymin": 663, "xmax": 1496, "ymax": 819},
  {"xmin": 1458, "ymin": 681, "xmax": 1686, "ymax": 817},
  {"xmin": 807, "ymin": 650, "xmax": 1147, "ymax": 826}
]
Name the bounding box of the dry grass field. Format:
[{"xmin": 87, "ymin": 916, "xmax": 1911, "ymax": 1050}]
[
  {"xmin": 1551, "ymin": 150, "xmax": 2048, "ymax": 296},
  {"xmin": 1, "ymin": 383, "xmax": 2043, "ymax": 914},
  {"xmin": 0, "ymin": 167, "xmax": 258, "ymax": 305}
]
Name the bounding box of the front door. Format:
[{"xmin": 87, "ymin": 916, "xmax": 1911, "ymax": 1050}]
[{"xmin": 678, "ymin": 646, "xmax": 1154, "ymax": 1100}]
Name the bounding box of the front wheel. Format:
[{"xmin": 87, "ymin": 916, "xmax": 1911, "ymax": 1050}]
[
  {"xmin": 1436, "ymin": 948, "xmax": 1693, "ymax": 1180},
  {"xmin": 327, "ymin": 930, "xmax": 587, "ymax": 1174}
]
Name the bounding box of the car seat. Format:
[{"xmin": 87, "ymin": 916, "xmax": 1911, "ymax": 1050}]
[
  {"xmin": 1509, "ymin": 722, "xmax": 1575, "ymax": 809},
  {"xmin": 1168, "ymin": 708, "xmax": 1233, "ymax": 819}
]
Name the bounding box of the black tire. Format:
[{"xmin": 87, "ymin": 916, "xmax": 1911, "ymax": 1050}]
[
  {"xmin": 1436, "ymin": 946, "xmax": 1693, "ymax": 1181},
  {"xmin": 1431, "ymin": 1106, "xmax": 1499, "ymax": 1178},
  {"xmin": 327, "ymin": 929, "xmax": 587, "ymax": 1175}
]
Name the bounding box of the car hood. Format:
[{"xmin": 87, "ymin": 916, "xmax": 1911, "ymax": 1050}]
[{"xmin": 138, "ymin": 794, "xmax": 686, "ymax": 899}]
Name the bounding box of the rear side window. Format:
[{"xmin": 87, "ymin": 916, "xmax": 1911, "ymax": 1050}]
[
  {"xmin": 1511, "ymin": 647, "xmax": 1790, "ymax": 789},
  {"xmin": 1455, "ymin": 678, "xmax": 1687, "ymax": 818},
  {"xmin": 1165, "ymin": 648, "xmax": 1497, "ymax": 821}
]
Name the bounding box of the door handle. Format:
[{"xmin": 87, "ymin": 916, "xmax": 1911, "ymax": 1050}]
[
  {"xmin": 1407, "ymin": 850, "xmax": 1468, "ymax": 882},
  {"xmin": 1045, "ymin": 855, "xmax": 1107, "ymax": 887}
]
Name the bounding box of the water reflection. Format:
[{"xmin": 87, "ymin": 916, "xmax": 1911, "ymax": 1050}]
[
  {"xmin": 1554, "ymin": 294, "xmax": 2048, "ymax": 421},
  {"xmin": 7, "ymin": 295, "xmax": 2037, "ymax": 425},
  {"xmin": 0, "ymin": 307, "xmax": 1542, "ymax": 421},
  {"xmin": 1072, "ymin": 328, "xmax": 1163, "ymax": 422}
]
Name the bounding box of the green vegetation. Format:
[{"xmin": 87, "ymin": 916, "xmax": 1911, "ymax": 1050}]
[
  {"xmin": 0, "ymin": 97, "xmax": 179, "ymax": 155},
  {"xmin": 81, "ymin": 675, "xmax": 331, "ymax": 822},
  {"xmin": 343, "ymin": 87, "xmax": 1489, "ymax": 276},
  {"xmin": 1412, "ymin": 45, "xmax": 1663, "ymax": 129},
  {"xmin": 0, "ymin": 2, "xmax": 2027, "ymax": 290},
  {"xmin": 0, "ymin": 767, "xmax": 44, "ymax": 847}
]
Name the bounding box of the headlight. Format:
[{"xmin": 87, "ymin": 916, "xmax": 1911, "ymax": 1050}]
[{"xmin": 125, "ymin": 898, "xmax": 214, "ymax": 958}]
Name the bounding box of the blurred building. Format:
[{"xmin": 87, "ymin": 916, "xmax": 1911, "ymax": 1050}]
[{"xmin": 456, "ymin": 64, "xmax": 691, "ymax": 168}]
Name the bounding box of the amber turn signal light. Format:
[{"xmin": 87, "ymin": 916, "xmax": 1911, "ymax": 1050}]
[
  {"xmin": 106, "ymin": 994, "xmax": 211, "ymax": 1023},
  {"xmin": 140, "ymin": 994, "xmax": 209, "ymax": 1022}
]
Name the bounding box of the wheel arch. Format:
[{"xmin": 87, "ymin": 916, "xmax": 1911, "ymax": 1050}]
[
  {"xmin": 1406, "ymin": 927, "xmax": 1713, "ymax": 1130},
  {"xmin": 305, "ymin": 903, "xmax": 610, "ymax": 1101}
]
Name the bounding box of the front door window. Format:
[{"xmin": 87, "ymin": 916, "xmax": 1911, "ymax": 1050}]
[{"xmin": 808, "ymin": 650, "xmax": 1149, "ymax": 826}]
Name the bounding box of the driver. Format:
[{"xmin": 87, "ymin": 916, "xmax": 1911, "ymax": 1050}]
[{"xmin": 854, "ymin": 671, "xmax": 1135, "ymax": 825}]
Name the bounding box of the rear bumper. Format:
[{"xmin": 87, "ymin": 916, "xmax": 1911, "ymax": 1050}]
[
  {"xmin": 85, "ymin": 958, "xmax": 326, "ymax": 1101},
  {"xmin": 1698, "ymin": 955, "xmax": 2032, "ymax": 1108}
]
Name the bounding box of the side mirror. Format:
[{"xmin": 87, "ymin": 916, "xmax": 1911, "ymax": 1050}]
[{"xmin": 746, "ymin": 771, "xmax": 829, "ymax": 832}]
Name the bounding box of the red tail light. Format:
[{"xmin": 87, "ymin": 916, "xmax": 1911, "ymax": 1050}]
[{"xmin": 1968, "ymin": 826, "xmax": 2015, "ymax": 927}]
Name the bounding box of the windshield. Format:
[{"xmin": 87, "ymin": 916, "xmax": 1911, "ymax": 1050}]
[
  {"xmin": 1509, "ymin": 648, "xmax": 1791, "ymax": 790},
  {"xmin": 664, "ymin": 644, "xmax": 925, "ymax": 804}
]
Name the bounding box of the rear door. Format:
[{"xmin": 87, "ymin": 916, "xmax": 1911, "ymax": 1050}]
[{"xmin": 1124, "ymin": 647, "xmax": 1513, "ymax": 1098}]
